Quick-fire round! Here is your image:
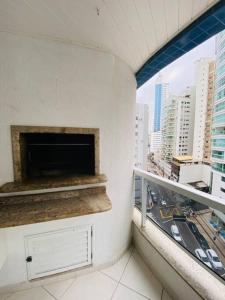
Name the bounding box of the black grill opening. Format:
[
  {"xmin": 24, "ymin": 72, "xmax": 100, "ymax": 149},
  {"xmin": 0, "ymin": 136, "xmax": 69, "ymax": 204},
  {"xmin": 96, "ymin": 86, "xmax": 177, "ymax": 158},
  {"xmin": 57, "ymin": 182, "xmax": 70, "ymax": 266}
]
[{"xmin": 21, "ymin": 133, "xmax": 95, "ymax": 179}]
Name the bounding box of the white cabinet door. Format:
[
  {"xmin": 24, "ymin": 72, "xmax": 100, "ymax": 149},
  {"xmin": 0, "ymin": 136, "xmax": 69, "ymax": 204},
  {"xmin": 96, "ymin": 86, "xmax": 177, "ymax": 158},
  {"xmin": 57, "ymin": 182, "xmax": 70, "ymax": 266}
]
[{"xmin": 25, "ymin": 225, "xmax": 92, "ymax": 280}]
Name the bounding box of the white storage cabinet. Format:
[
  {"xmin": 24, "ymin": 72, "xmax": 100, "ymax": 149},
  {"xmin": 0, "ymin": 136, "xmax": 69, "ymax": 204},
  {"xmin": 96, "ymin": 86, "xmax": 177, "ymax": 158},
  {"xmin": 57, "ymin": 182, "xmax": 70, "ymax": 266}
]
[{"xmin": 25, "ymin": 225, "xmax": 92, "ymax": 280}]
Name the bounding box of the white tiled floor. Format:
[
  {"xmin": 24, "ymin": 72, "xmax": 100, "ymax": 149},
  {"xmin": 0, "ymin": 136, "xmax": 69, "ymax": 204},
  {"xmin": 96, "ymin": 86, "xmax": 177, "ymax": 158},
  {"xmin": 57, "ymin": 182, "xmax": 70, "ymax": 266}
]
[{"xmin": 0, "ymin": 248, "xmax": 173, "ymax": 300}]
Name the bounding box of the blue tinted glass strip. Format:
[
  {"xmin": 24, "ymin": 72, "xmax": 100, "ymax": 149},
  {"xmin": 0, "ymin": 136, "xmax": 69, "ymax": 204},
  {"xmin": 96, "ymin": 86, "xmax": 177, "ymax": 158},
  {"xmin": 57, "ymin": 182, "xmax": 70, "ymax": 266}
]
[{"xmin": 136, "ymin": 1, "xmax": 225, "ymax": 88}]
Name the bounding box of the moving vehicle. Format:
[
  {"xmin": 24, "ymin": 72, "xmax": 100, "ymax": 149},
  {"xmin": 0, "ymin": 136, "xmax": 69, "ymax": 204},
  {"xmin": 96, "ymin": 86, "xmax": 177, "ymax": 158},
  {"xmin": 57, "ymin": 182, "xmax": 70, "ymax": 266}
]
[
  {"xmin": 171, "ymin": 225, "xmax": 182, "ymax": 242},
  {"xmin": 195, "ymin": 249, "xmax": 212, "ymax": 268},
  {"xmin": 206, "ymin": 249, "xmax": 223, "ymax": 270}
]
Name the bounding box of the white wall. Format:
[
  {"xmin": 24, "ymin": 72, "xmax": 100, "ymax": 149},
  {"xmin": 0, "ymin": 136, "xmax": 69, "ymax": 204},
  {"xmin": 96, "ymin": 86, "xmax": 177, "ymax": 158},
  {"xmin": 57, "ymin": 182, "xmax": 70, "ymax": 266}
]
[
  {"xmin": 212, "ymin": 171, "xmax": 225, "ymax": 202},
  {"xmin": 0, "ymin": 32, "xmax": 136, "ymax": 287},
  {"xmin": 135, "ymin": 103, "xmax": 149, "ymax": 170},
  {"xmin": 179, "ymin": 164, "xmax": 211, "ymax": 185}
]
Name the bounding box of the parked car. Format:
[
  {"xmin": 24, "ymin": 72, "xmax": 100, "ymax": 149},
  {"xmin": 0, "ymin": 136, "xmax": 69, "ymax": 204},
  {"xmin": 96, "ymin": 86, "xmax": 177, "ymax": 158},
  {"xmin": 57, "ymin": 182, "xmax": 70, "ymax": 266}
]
[
  {"xmin": 161, "ymin": 200, "xmax": 166, "ymax": 206},
  {"xmin": 195, "ymin": 249, "xmax": 212, "ymax": 268},
  {"xmin": 171, "ymin": 225, "xmax": 182, "ymax": 242},
  {"xmin": 206, "ymin": 249, "xmax": 223, "ymax": 270}
]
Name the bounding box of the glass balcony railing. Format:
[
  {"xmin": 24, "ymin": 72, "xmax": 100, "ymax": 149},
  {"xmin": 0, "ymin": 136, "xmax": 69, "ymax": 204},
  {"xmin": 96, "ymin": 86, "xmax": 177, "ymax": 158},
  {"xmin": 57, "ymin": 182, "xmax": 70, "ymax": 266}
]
[
  {"xmin": 212, "ymin": 163, "xmax": 225, "ymax": 174},
  {"xmin": 215, "ymin": 101, "xmax": 225, "ymax": 112},
  {"xmin": 134, "ymin": 168, "xmax": 225, "ymax": 282},
  {"xmin": 213, "ymin": 114, "xmax": 225, "ymax": 125},
  {"xmin": 212, "ymin": 153, "xmax": 224, "ymax": 159},
  {"xmin": 212, "ymin": 139, "xmax": 225, "ymax": 148},
  {"xmin": 212, "ymin": 150, "xmax": 224, "ymax": 159},
  {"xmin": 212, "ymin": 129, "xmax": 225, "ymax": 135}
]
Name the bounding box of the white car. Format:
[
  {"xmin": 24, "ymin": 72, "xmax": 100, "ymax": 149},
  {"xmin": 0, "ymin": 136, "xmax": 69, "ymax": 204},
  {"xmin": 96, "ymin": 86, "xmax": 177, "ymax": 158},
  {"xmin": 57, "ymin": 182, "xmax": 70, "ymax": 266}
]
[
  {"xmin": 171, "ymin": 225, "xmax": 182, "ymax": 242},
  {"xmin": 206, "ymin": 249, "xmax": 223, "ymax": 270},
  {"xmin": 161, "ymin": 200, "xmax": 166, "ymax": 206},
  {"xmin": 195, "ymin": 249, "xmax": 212, "ymax": 268}
]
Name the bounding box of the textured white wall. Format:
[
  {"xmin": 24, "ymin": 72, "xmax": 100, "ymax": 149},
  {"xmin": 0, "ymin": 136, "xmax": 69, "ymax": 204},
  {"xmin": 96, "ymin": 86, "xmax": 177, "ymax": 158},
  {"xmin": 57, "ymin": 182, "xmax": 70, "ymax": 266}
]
[
  {"xmin": 179, "ymin": 164, "xmax": 211, "ymax": 185},
  {"xmin": 212, "ymin": 171, "xmax": 225, "ymax": 200},
  {"xmin": 0, "ymin": 32, "xmax": 136, "ymax": 286}
]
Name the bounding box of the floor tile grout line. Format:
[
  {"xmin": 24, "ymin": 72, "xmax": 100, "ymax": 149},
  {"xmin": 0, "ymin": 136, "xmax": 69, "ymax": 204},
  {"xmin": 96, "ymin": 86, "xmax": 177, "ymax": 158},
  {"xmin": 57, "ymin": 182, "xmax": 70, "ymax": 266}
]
[
  {"xmin": 110, "ymin": 247, "xmax": 134, "ymax": 300},
  {"xmin": 119, "ymin": 282, "xmax": 151, "ymax": 300},
  {"xmin": 59, "ymin": 277, "xmax": 77, "ymax": 299},
  {"xmin": 100, "ymin": 247, "xmax": 135, "ymax": 284},
  {"xmin": 161, "ymin": 288, "xmax": 164, "ymax": 300},
  {"xmin": 42, "ymin": 276, "xmax": 77, "ymax": 300},
  {"xmin": 119, "ymin": 248, "xmax": 163, "ymax": 300},
  {"xmin": 110, "ymin": 279, "xmax": 120, "ymax": 300},
  {"xmin": 42, "ymin": 286, "xmax": 58, "ymax": 300},
  {"xmin": 99, "ymin": 270, "xmax": 119, "ymax": 283},
  {"xmin": 118, "ymin": 247, "xmax": 134, "ymax": 283}
]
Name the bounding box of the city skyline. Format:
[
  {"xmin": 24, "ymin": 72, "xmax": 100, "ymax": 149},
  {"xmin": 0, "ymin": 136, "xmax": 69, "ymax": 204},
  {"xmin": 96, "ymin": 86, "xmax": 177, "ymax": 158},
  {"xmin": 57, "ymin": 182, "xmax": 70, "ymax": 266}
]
[{"xmin": 137, "ymin": 36, "xmax": 216, "ymax": 106}]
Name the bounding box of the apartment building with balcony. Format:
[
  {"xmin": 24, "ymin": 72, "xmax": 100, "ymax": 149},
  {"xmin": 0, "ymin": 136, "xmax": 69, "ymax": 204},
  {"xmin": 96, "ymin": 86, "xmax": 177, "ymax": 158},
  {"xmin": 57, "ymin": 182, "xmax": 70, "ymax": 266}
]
[
  {"xmin": 193, "ymin": 58, "xmax": 215, "ymax": 161},
  {"xmin": 174, "ymin": 87, "xmax": 196, "ymax": 157},
  {"xmin": 162, "ymin": 87, "xmax": 195, "ymax": 162},
  {"xmin": 203, "ymin": 61, "xmax": 216, "ymax": 164},
  {"xmin": 162, "ymin": 96, "xmax": 177, "ymax": 162},
  {"xmin": 212, "ymin": 30, "xmax": 225, "ymax": 200}
]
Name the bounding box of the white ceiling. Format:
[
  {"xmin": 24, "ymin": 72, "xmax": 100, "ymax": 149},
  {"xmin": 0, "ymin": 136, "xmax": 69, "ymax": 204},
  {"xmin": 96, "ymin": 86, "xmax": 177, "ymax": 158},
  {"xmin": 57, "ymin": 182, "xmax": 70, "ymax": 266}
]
[{"xmin": 0, "ymin": 0, "xmax": 218, "ymax": 72}]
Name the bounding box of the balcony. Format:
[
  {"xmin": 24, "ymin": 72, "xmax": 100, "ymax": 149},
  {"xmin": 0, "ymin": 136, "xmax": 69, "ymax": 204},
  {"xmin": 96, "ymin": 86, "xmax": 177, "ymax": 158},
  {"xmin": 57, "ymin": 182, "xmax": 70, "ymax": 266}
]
[
  {"xmin": 0, "ymin": 247, "xmax": 170, "ymax": 300},
  {"xmin": 212, "ymin": 163, "xmax": 225, "ymax": 174},
  {"xmin": 212, "ymin": 151, "xmax": 225, "ymax": 162},
  {"xmin": 212, "ymin": 129, "xmax": 225, "ymax": 136},
  {"xmin": 1, "ymin": 1, "xmax": 225, "ymax": 300},
  {"xmin": 133, "ymin": 168, "xmax": 225, "ymax": 299}
]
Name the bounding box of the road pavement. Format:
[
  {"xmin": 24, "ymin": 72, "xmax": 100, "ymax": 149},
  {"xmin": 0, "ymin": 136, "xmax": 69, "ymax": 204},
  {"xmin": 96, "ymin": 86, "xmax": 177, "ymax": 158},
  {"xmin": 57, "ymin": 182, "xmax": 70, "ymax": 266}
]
[{"xmin": 142, "ymin": 181, "xmax": 225, "ymax": 279}]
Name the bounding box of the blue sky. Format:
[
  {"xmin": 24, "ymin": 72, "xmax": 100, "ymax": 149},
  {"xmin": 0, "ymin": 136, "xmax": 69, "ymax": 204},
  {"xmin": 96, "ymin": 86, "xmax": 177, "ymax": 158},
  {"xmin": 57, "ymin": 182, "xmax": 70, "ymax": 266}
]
[{"xmin": 136, "ymin": 36, "xmax": 216, "ymax": 105}]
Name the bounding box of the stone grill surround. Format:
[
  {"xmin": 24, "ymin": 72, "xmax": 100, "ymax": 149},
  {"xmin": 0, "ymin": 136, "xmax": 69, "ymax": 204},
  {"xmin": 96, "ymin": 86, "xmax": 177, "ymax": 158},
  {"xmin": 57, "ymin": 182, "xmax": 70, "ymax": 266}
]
[
  {"xmin": 0, "ymin": 126, "xmax": 112, "ymax": 228},
  {"xmin": 11, "ymin": 125, "xmax": 100, "ymax": 182}
]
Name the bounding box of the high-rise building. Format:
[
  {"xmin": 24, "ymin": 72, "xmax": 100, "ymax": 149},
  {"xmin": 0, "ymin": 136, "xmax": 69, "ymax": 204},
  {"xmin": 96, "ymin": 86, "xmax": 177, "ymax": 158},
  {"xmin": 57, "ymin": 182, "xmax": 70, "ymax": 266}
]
[
  {"xmin": 162, "ymin": 87, "xmax": 195, "ymax": 162},
  {"xmin": 150, "ymin": 131, "xmax": 162, "ymax": 163},
  {"xmin": 193, "ymin": 58, "xmax": 214, "ymax": 161},
  {"xmin": 162, "ymin": 96, "xmax": 176, "ymax": 162},
  {"xmin": 211, "ymin": 31, "xmax": 225, "ymax": 200},
  {"xmin": 153, "ymin": 76, "xmax": 169, "ymax": 132},
  {"xmin": 135, "ymin": 103, "xmax": 149, "ymax": 170},
  {"xmin": 150, "ymin": 131, "xmax": 161, "ymax": 153},
  {"xmin": 203, "ymin": 61, "xmax": 216, "ymax": 164},
  {"xmin": 174, "ymin": 87, "xmax": 196, "ymax": 157}
]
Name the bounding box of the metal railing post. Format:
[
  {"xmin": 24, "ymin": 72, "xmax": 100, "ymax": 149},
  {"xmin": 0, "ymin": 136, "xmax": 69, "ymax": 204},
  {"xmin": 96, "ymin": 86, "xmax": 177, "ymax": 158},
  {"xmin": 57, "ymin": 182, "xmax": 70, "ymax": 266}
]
[{"xmin": 141, "ymin": 177, "xmax": 147, "ymax": 228}]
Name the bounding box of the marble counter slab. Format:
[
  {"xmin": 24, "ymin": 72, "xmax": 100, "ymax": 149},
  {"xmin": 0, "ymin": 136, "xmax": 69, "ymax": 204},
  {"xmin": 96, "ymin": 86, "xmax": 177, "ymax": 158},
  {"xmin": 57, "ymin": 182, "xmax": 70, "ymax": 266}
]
[{"xmin": 0, "ymin": 186, "xmax": 111, "ymax": 228}]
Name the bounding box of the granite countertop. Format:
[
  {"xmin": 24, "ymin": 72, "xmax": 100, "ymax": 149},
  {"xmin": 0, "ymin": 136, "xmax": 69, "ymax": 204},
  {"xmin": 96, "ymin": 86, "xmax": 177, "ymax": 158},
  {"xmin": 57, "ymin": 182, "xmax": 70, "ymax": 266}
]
[
  {"xmin": 0, "ymin": 174, "xmax": 107, "ymax": 193},
  {"xmin": 0, "ymin": 186, "xmax": 111, "ymax": 228}
]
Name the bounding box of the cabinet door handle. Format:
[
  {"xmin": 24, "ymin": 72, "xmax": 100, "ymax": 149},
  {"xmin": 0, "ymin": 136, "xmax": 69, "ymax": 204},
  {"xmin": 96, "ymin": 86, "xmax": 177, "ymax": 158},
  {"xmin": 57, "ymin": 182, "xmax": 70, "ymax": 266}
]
[{"xmin": 26, "ymin": 256, "xmax": 32, "ymax": 263}]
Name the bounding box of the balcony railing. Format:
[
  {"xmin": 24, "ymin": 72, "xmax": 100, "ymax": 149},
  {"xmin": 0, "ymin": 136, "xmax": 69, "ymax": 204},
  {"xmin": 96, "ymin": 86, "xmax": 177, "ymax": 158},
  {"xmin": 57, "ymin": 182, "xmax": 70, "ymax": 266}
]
[
  {"xmin": 212, "ymin": 129, "xmax": 225, "ymax": 135},
  {"xmin": 133, "ymin": 168, "xmax": 225, "ymax": 282},
  {"xmin": 212, "ymin": 163, "xmax": 225, "ymax": 174}
]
